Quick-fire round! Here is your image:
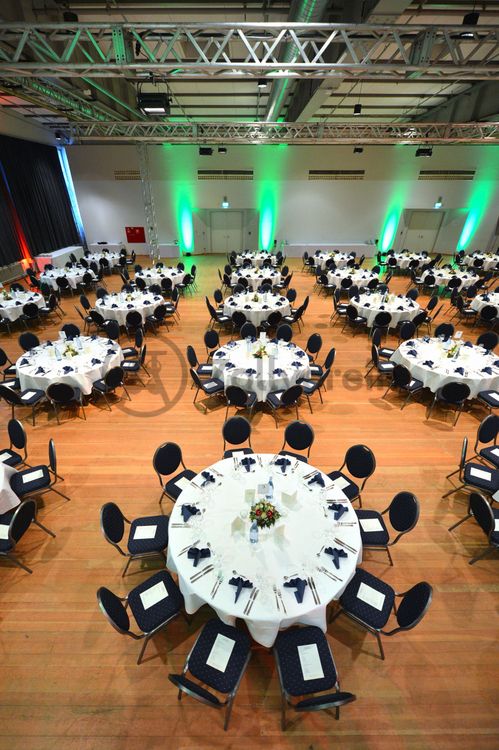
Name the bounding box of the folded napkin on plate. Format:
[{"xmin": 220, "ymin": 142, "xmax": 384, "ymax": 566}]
[
  {"xmin": 325, "ymin": 546, "xmax": 348, "ymax": 570},
  {"xmin": 406, "ymin": 340, "xmax": 415, "ymax": 346},
  {"xmin": 106, "ymin": 349, "xmax": 115, "ymax": 356},
  {"xmin": 201, "ymin": 471, "xmax": 216, "ymax": 486},
  {"xmin": 229, "ymin": 301, "xmax": 237, "ymax": 306},
  {"xmin": 328, "ymin": 503, "xmax": 348, "ymax": 521},
  {"xmin": 224, "ymin": 362, "xmax": 235, "ymax": 370},
  {"xmin": 262, "ymin": 305, "xmax": 269, "ymax": 310},
  {"xmin": 295, "ymin": 351, "xmax": 306, "ymax": 358},
  {"xmin": 422, "ymin": 360, "xmax": 434, "ymax": 368},
  {"xmin": 406, "ymin": 349, "xmax": 417, "ymax": 357},
  {"xmin": 397, "ymin": 305, "xmax": 404, "ymax": 311},
  {"xmin": 379, "ymin": 305, "xmax": 385, "ymax": 310},
  {"xmin": 35, "ymin": 366, "xmax": 45, "ymax": 375},
  {"xmin": 154, "ymin": 296, "xmax": 161, "ymax": 301},
  {"xmin": 275, "ymin": 457, "xmax": 291, "ymax": 473},
  {"xmin": 287, "ymin": 342, "xmax": 296, "ymax": 348},
  {"xmin": 275, "ymin": 301, "xmax": 282, "ymax": 307},
  {"xmin": 15, "ymin": 301, "xmax": 21, "ymax": 306},
  {"xmin": 181, "ymin": 504, "xmax": 199, "ymax": 522},
  {"xmin": 493, "ymin": 360, "xmax": 499, "ymax": 367},
  {"xmin": 245, "ymin": 368, "xmax": 256, "ymax": 376},
  {"xmin": 215, "ymin": 351, "xmax": 226, "ymax": 358},
  {"xmin": 143, "ymin": 300, "xmax": 151, "ymax": 306},
  {"xmin": 62, "ymin": 365, "xmax": 74, "ymax": 373},
  {"xmin": 111, "ymin": 303, "xmax": 118, "ymax": 308},
  {"xmin": 187, "ymin": 547, "xmax": 211, "ymax": 567},
  {"xmin": 91, "ymin": 335, "xmax": 98, "ymax": 341},
  {"xmin": 45, "ymin": 341, "xmax": 53, "ymax": 347},
  {"xmin": 482, "ymin": 295, "xmax": 490, "ymax": 302},
  {"xmin": 308, "ymin": 473, "xmax": 325, "ymax": 488},
  {"xmin": 454, "ymin": 366, "xmax": 464, "ymax": 375},
  {"xmin": 283, "ymin": 577, "xmax": 308, "ymax": 603},
  {"xmin": 243, "ymin": 305, "xmax": 251, "ymax": 310},
  {"xmin": 273, "ymin": 368, "xmax": 285, "ymax": 376},
  {"xmin": 463, "ymin": 341, "xmax": 473, "ymax": 347},
  {"xmin": 364, "ymin": 302, "xmax": 370, "ymax": 308},
  {"xmin": 408, "ymin": 302, "xmax": 415, "ymax": 308},
  {"xmin": 240, "ymin": 456, "xmax": 256, "ymax": 472},
  {"xmin": 482, "ymin": 366, "xmax": 493, "ymax": 375},
  {"xmin": 229, "ymin": 576, "xmax": 253, "ymax": 603},
  {"xmin": 397, "ymin": 294, "xmax": 403, "ymax": 298},
  {"xmin": 91, "ymin": 358, "xmax": 102, "ymax": 365},
  {"xmin": 291, "ymin": 360, "xmax": 302, "ymax": 368},
  {"xmin": 126, "ymin": 304, "xmax": 133, "ymax": 309}
]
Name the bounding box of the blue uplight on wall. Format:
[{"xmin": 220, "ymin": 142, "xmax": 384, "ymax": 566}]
[{"xmin": 57, "ymin": 147, "xmax": 86, "ymax": 246}]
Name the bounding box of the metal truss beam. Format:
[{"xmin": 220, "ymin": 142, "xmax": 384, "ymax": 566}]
[
  {"xmin": 0, "ymin": 22, "xmax": 498, "ymax": 80},
  {"xmin": 58, "ymin": 120, "xmax": 499, "ymax": 144}
]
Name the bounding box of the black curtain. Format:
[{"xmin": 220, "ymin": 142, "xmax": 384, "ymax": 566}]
[
  {"xmin": 0, "ymin": 170, "xmax": 21, "ymax": 266},
  {"xmin": 0, "ymin": 134, "xmax": 79, "ymax": 257}
]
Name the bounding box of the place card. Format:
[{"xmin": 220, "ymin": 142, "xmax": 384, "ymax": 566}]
[
  {"xmin": 469, "ymin": 467, "xmax": 491, "ymax": 481},
  {"xmin": 139, "ymin": 580, "xmax": 168, "ymax": 610},
  {"xmin": 359, "ymin": 518, "xmax": 384, "ymax": 533},
  {"xmin": 495, "ymin": 519, "xmax": 499, "ymax": 531},
  {"xmin": 206, "ymin": 633, "xmax": 235, "ymax": 673},
  {"xmin": 21, "ymin": 468, "xmax": 44, "ymax": 484},
  {"xmin": 175, "ymin": 477, "xmax": 193, "ymax": 492},
  {"xmin": 244, "ymin": 488, "xmax": 256, "ymax": 504},
  {"xmin": 357, "ymin": 582, "xmax": 385, "ymax": 611},
  {"xmin": 455, "ymin": 331, "xmax": 463, "ymax": 339},
  {"xmin": 21, "ymin": 391, "xmax": 37, "ymax": 400},
  {"xmin": 489, "ymin": 393, "xmax": 499, "ymax": 402},
  {"xmin": 297, "ymin": 643, "xmax": 324, "ymax": 681},
  {"xmin": 281, "ymin": 491, "xmax": 298, "ymax": 508},
  {"xmin": 231, "ymin": 517, "xmax": 245, "ymax": 534},
  {"xmin": 133, "ymin": 525, "xmax": 157, "ymax": 540},
  {"xmin": 0, "ymin": 524, "xmax": 9, "ymax": 540},
  {"xmin": 334, "ymin": 476, "xmax": 351, "ymax": 491},
  {"xmin": 0, "ymin": 451, "xmax": 12, "ymax": 462},
  {"xmin": 203, "ymin": 381, "xmax": 219, "ymax": 388}
]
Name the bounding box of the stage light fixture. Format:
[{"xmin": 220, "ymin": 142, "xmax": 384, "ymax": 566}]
[
  {"xmin": 218, "ymin": 146, "xmax": 227, "ymax": 154},
  {"xmin": 434, "ymin": 196, "xmax": 443, "ymax": 209},
  {"xmin": 221, "ymin": 196, "xmax": 230, "ymax": 209},
  {"xmin": 461, "ymin": 10, "xmax": 479, "ymax": 37},
  {"xmin": 353, "ymin": 103, "xmax": 362, "ymax": 116},
  {"xmin": 415, "ymin": 146, "xmax": 433, "ymax": 158},
  {"xmin": 199, "ymin": 147, "xmax": 213, "ymax": 156},
  {"xmin": 353, "ymin": 146, "xmax": 364, "ymax": 154},
  {"xmin": 257, "ymin": 79, "xmax": 267, "ymax": 88},
  {"xmin": 137, "ymin": 92, "xmax": 170, "ymax": 116}
]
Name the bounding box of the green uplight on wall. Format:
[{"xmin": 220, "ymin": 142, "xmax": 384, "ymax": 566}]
[
  {"xmin": 380, "ymin": 209, "xmax": 401, "ymax": 252},
  {"xmin": 178, "ymin": 193, "xmax": 194, "ymax": 254},
  {"xmin": 259, "ymin": 185, "xmax": 277, "ymax": 250},
  {"xmin": 457, "ymin": 182, "xmax": 492, "ymax": 251}
]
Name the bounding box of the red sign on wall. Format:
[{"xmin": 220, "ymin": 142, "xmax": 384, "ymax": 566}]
[{"xmin": 125, "ymin": 226, "xmax": 146, "ymax": 243}]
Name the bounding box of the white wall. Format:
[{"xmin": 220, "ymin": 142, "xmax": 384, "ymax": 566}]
[
  {"xmin": 0, "ymin": 108, "xmax": 55, "ymax": 145},
  {"xmin": 67, "ymin": 142, "xmax": 499, "ymax": 253}
]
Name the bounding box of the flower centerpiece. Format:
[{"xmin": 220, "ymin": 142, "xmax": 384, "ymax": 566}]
[
  {"xmin": 252, "ymin": 344, "xmax": 268, "ymax": 359},
  {"xmin": 249, "ymin": 500, "xmax": 280, "ymax": 529},
  {"xmin": 446, "ymin": 342, "xmax": 459, "ymax": 359},
  {"xmin": 63, "ymin": 343, "xmax": 78, "ymax": 358},
  {"xmin": 2, "ymin": 291, "xmax": 12, "ymax": 300},
  {"xmin": 252, "ymin": 293, "xmax": 259, "ymax": 303}
]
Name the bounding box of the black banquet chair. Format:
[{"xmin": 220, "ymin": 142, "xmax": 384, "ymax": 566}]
[
  {"xmin": 382, "ymin": 364, "xmax": 424, "ymax": 410},
  {"xmin": 97, "ymin": 570, "xmax": 184, "ymax": 665},
  {"xmin": 168, "ymin": 618, "xmax": 251, "ymax": 731},
  {"xmin": 92, "ymin": 366, "xmax": 131, "ymax": 410},
  {"xmin": 266, "ymin": 384, "xmax": 303, "ymax": 428},
  {"xmin": 442, "ymin": 436, "xmax": 499, "ymax": 499},
  {"xmin": 273, "ymin": 626, "xmax": 356, "ymax": 731},
  {"xmin": 356, "ymin": 491, "xmax": 420, "ymax": 565},
  {"xmin": 100, "ymin": 501, "xmax": 169, "ymax": 577},
  {"xmin": 279, "ymin": 420, "xmax": 314, "ymax": 463},
  {"xmin": 330, "ymin": 567, "xmax": 433, "ymax": 660},
  {"xmin": 222, "ymin": 416, "xmax": 254, "ymax": 458},
  {"xmin": 426, "ymin": 381, "xmax": 470, "ymax": 426},
  {"xmin": 0, "ymin": 383, "xmax": 45, "ymax": 427},
  {"xmin": 0, "ymin": 418, "xmax": 30, "ymax": 467},
  {"xmin": 448, "ymin": 491, "xmax": 499, "ymax": 565},
  {"xmin": 46, "ymin": 382, "xmax": 85, "ymax": 423},
  {"xmin": 153, "ymin": 441, "xmax": 196, "ymax": 504},
  {"xmin": 190, "ymin": 368, "xmax": 224, "ymax": 412},
  {"xmin": 327, "ymin": 444, "xmax": 376, "ymax": 508},
  {"xmin": 224, "ymin": 385, "xmax": 257, "ymax": 421},
  {"xmin": 0, "ymin": 498, "xmax": 55, "ymax": 574},
  {"xmin": 9, "ymin": 438, "xmax": 71, "ymax": 503},
  {"xmin": 19, "ymin": 331, "xmax": 40, "ymax": 352}
]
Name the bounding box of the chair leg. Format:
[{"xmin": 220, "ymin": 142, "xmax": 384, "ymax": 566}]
[
  {"xmin": 224, "ymin": 697, "xmax": 235, "ymax": 731},
  {"xmin": 280, "ymin": 692, "xmax": 287, "ymax": 732},
  {"xmin": 442, "ymin": 482, "xmax": 465, "ymax": 498},
  {"xmin": 137, "ymin": 634, "xmax": 151, "ymax": 665},
  {"xmin": 122, "ymin": 556, "xmax": 133, "ymax": 577},
  {"xmin": 306, "ymin": 395, "xmax": 313, "ymax": 414},
  {"xmin": 386, "ymin": 546, "xmax": 393, "ymax": 566},
  {"xmin": 51, "ymin": 486, "xmax": 71, "ymax": 501},
  {"xmin": 33, "ymin": 519, "xmax": 56, "ymax": 537},
  {"xmin": 374, "ymin": 631, "xmax": 385, "ymax": 660},
  {"xmin": 448, "ymin": 513, "xmax": 471, "ymax": 531},
  {"xmin": 469, "ymin": 545, "xmax": 496, "ymax": 564},
  {"xmin": 5, "ymin": 552, "xmax": 32, "ymax": 574}
]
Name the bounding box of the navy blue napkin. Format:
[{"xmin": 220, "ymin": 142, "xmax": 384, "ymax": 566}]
[
  {"xmin": 493, "ymin": 360, "xmax": 499, "ymax": 367},
  {"xmin": 262, "ymin": 304, "xmax": 269, "ymax": 310},
  {"xmin": 187, "ymin": 547, "xmax": 211, "ymax": 567},
  {"xmin": 295, "ymin": 351, "xmax": 306, "ymax": 358},
  {"xmin": 482, "ymin": 295, "xmax": 490, "ymax": 302},
  {"xmin": 455, "ymin": 366, "xmax": 464, "ymax": 375},
  {"xmin": 308, "ymin": 473, "xmax": 325, "ymax": 488},
  {"xmin": 181, "ymin": 504, "xmax": 199, "ymax": 522},
  {"xmin": 482, "ymin": 366, "xmax": 492, "ymax": 374},
  {"xmin": 240, "ymin": 456, "xmax": 256, "ymax": 472},
  {"xmin": 35, "ymin": 366, "xmax": 45, "ymax": 375},
  {"xmin": 422, "ymin": 360, "xmax": 434, "ymax": 368},
  {"xmin": 229, "ymin": 301, "xmax": 237, "ymax": 306},
  {"xmin": 126, "ymin": 304, "xmax": 133, "ymax": 309},
  {"xmin": 275, "ymin": 301, "xmax": 282, "ymax": 307},
  {"xmin": 143, "ymin": 300, "xmax": 151, "ymax": 306},
  {"xmin": 287, "ymin": 342, "xmax": 296, "ymax": 348},
  {"xmin": 215, "ymin": 351, "xmax": 226, "ymax": 358},
  {"xmin": 201, "ymin": 471, "xmax": 215, "ymax": 486},
  {"xmin": 111, "ymin": 304, "xmax": 118, "ymax": 308},
  {"xmin": 106, "ymin": 349, "xmax": 115, "ymax": 356},
  {"xmin": 245, "ymin": 368, "xmax": 256, "ymax": 376},
  {"xmin": 154, "ymin": 296, "xmax": 161, "ymax": 301},
  {"xmin": 291, "ymin": 360, "xmax": 302, "ymax": 368},
  {"xmin": 325, "ymin": 546, "xmax": 348, "ymax": 570},
  {"xmin": 408, "ymin": 302, "xmax": 415, "ymax": 308},
  {"xmin": 406, "ymin": 340, "xmax": 415, "ymax": 346},
  {"xmin": 364, "ymin": 302, "xmax": 370, "ymax": 308},
  {"xmin": 397, "ymin": 306, "xmax": 404, "ymax": 311},
  {"xmin": 407, "ymin": 349, "xmax": 417, "ymax": 357},
  {"xmin": 91, "ymin": 335, "xmax": 98, "ymax": 341},
  {"xmin": 62, "ymin": 365, "xmax": 73, "ymax": 373},
  {"xmin": 275, "ymin": 457, "xmax": 291, "ymax": 473},
  {"xmin": 15, "ymin": 301, "xmax": 21, "ymax": 306},
  {"xmin": 273, "ymin": 368, "xmax": 285, "ymax": 376},
  {"xmin": 379, "ymin": 305, "xmax": 385, "ymax": 310},
  {"xmin": 283, "ymin": 577, "xmax": 308, "ymax": 603},
  {"xmin": 464, "ymin": 341, "xmax": 473, "ymax": 347},
  {"xmin": 91, "ymin": 358, "xmax": 102, "ymax": 365},
  {"xmin": 244, "ymin": 304, "xmax": 251, "ymax": 309},
  {"xmin": 225, "ymin": 362, "xmax": 235, "ymax": 370},
  {"xmin": 229, "ymin": 576, "xmax": 253, "ymax": 603},
  {"xmin": 328, "ymin": 503, "xmax": 348, "ymax": 521}
]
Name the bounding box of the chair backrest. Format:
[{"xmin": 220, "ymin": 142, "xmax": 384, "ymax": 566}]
[
  {"xmin": 392, "ymin": 364, "xmax": 411, "ymax": 388},
  {"xmin": 276, "ymin": 324, "xmax": 293, "ymax": 342},
  {"xmin": 240, "ymin": 322, "xmax": 257, "ymax": 339},
  {"xmin": 479, "ymin": 305, "xmax": 497, "ymax": 322},
  {"xmin": 399, "ymin": 321, "xmax": 416, "ymax": 341},
  {"xmin": 344, "ymin": 444, "xmax": 376, "ymax": 479},
  {"xmin": 225, "ymin": 385, "xmax": 250, "ymax": 408},
  {"xmin": 100, "ymin": 502, "xmax": 125, "ymax": 545},
  {"xmin": 47, "ymin": 382, "xmax": 77, "ymax": 404},
  {"xmin": 323, "ymin": 347, "xmax": 336, "ymax": 369},
  {"xmin": 9, "ymin": 499, "xmax": 37, "ymax": 544},
  {"xmin": 406, "ymin": 288, "xmax": 418, "ymax": 301},
  {"xmin": 97, "ymin": 587, "xmax": 130, "ymax": 635},
  {"xmin": 459, "ymin": 436, "xmax": 468, "ymax": 471},
  {"xmin": 370, "ymin": 343, "xmax": 380, "ymax": 366},
  {"xmin": 373, "ymin": 311, "xmax": 392, "ymax": 328},
  {"xmin": 96, "ymin": 287, "xmax": 107, "ymax": 300},
  {"xmin": 266, "ymin": 310, "xmax": 282, "ymax": 327},
  {"xmin": 186, "ymin": 345, "xmax": 198, "ymax": 368},
  {"xmin": 434, "ymin": 322, "xmax": 454, "ymax": 340},
  {"xmin": 126, "ymin": 310, "xmax": 143, "ymax": 327},
  {"xmin": 477, "ymin": 331, "xmax": 498, "ymax": 351},
  {"xmin": 440, "ymin": 381, "xmax": 470, "ymax": 404},
  {"xmin": 395, "ymin": 582, "xmax": 433, "ymax": 631},
  {"xmin": 232, "ymin": 311, "xmax": 247, "ymax": 328},
  {"xmin": 283, "ymin": 420, "xmax": 314, "ymax": 454},
  {"xmin": 222, "ymin": 416, "xmax": 251, "ymax": 447},
  {"xmin": 8, "ymin": 418, "xmax": 26, "ymax": 451},
  {"xmin": 153, "ymin": 441, "xmax": 183, "ymax": 477},
  {"xmin": 306, "ymin": 333, "xmax": 322, "ymax": 355},
  {"xmin": 412, "ymin": 310, "xmax": 427, "ymax": 329},
  {"xmin": 388, "ymin": 491, "xmax": 420, "ymax": 533},
  {"xmin": 426, "ymin": 295, "xmax": 438, "ymax": 312},
  {"xmin": 105, "ymin": 320, "xmax": 120, "ymax": 340},
  {"xmin": 476, "ymin": 414, "xmax": 499, "ymax": 447},
  {"xmin": 469, "ymin": 492, "xmax": 495, "ymax": 537},
  {"xmin": 280, "ymin": 384, "xmax": 303, "ymax": 407},
  {"xmin": 19, "ymin": 332, "xmax": 40, "ymax": 351},
  {"xmin": 105, "ymin": 366, "xmax": 124, "ymax": 389},
  {"xmin": 61, "ymin": 324, "xmax": 80, "ymax": 340},
  {"xmin": 0, "ymin": 384, "xmax": 22, "ymax": 406}
]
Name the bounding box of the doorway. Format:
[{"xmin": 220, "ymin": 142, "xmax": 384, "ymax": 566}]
[
  {"xmin": 210, "ymin": 210, "xmax": 243, "ymax": 254},
  {"xmin": 403, "ymin": 210, "xmax": 444, "ymax": 252}
]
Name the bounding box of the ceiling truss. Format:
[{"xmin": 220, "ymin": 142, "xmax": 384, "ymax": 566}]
[{"xmin": 0, "ymin": 21, "xmax": 498, "ymax": 79}]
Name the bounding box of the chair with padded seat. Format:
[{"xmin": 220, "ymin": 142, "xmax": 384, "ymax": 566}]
[
  {"xmin": 382, "ymin": 364, "xmax": 424, "ymax": 410},
  {"xmin": 204, "ymin": 329, "xmax": 220, "ymax": 361},
  {"xmin": 327, "ymin": 444, "xmax": 376, "ymax": 508},
  {"xmin": 153, "ymin": 442, "xmax": 196, "ymax": 504},
  {"xmin": 273, "ymin": 626, "xmax": 356, "ymax": 730},
  {"xmin": 356, "ymin": 491, "xmax": 420, "ymax": 565},
  {"xmin": 266, "ymin": 384, "xmax": 303, "ymax": 428},
  {"xmin": 329, "ymin": 567, "xmax": 433, "ymax": 660},
  {"xmin": 97, "ymin": 570, "xmax": 184, "ymax": 664},
  {"xmin": 443, "ymin": 436, "xmax": 499, "ymax": 499},
  {"xmin": 18, "ymin": 331, "xmax": 40, "ymax": 352},
  {"xmin": 224, "ymin": 385, "xmax": 257, "ymax": 421},
  {"xmin": 276, "ymin": 324, "xmax": 293, "ymax": 343},
  {"xmin": 190, "ymin": 368, "xmax": 225, "ymax": 412},
  {"xmin": 168, "ymin": 618, "xmax": 251, "ymax": 730},
  {"xmin": 365, "ymin": 344, "xmax": 395, "ymax": 387},
  {"xmin": 125, "ymin": 310, "xmax": 144, "ymax": 338},
  {"xmin": 122, "ymin": 328, "xmax": 144, "ymax": 359},
  {"xmin": 477, "ymin": 331, "xmax": 498, "ymax": 352},
  {"xmin": 0, "ymin": 498, "xmax": 55, "ymax": 574},
  {"xmin": 122, "ymin": 345, "xmax": 150, "ymax": 385},
  {"xmin": 46, "ymin": 382, "xmax": 85, "ymax": 423},
  {"xmin": 0, "ymin": 348, "xmax": 17, "ymax": 380},
  {"xmin": 0, "ymin": 383, "xmax": 45, "ymax": 427},
  {"xmin": 186, "ymin": 345, "xmax": 213, "ymax": 380},
  {"xmin": 0, "ymin": 418, "xmax": 30, "ymax": 468},
  {"xmin": 92, "ymin": 366, "xmax": 131, "ymax": 410},
  {"xmin": 9, "ymin": 438, "xmax": 70, "ymax": 503},
  {"xmin": 100, "ymin": 501, "xmax": 169, "ymax": 576},
  {"xmin": 278, "ymin": 420, "xmax": 314, "ymax": 463},
  {"xmin": 297, "ymin": 368, "xmax": 331, "ymax": 413},
  {"xmin": 145, "ymin": 303, "xmax": 170, "ymax": 333},
  {"xmin": 310, "ymin": 347, "xmax": 335, "ymax": 382},
  {"xmin": 330, "ymin": 290, "xmax": 348, "ymax": 325},
  {"xmin": 239, "ymin": 321, "xmax": 257, "ymax": 340},
  {"xmin": 342, "ymin": 304, "xmax": 367, "ymax": 335},
  {"xmin": 426, "ymin": 381, "xmax": 470, "ymax": 426},
  {"xmin": 222, "ymin": 416, "xmax": 254, "ymax": 458},
  {"xmin": 467, "ymin": 414, "xmax": 499, "ymax": 470},
  {"xmin": 104, "ymin": 320, "xmax": 120, "ymax": 342},
  {"xmin": 371, "ymin": 311, "xmax": 392, "ymax": 340},
  {"xmin": 305, "ymin": 333, "xmax": 322, "ymax": 363},
  {"xmin": 61, "ymin": 323, "xmax": 80, "ymax": 340},
  {"xmin": 448, "ymin": 491, "xmax": 499, "ymax": 565}
]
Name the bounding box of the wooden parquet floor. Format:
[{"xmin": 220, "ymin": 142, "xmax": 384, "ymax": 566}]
[{"xmin": 0, "ymin": 254, "xmax": 498, "ymax": 750}]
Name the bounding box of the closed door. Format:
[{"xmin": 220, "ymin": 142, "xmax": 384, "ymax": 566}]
[
  {"xmin": 404, "ymin": 210, "xmax": 444, "ymax": 252},
  {"xmin": 210, "ymin": 211, "xmax": 243, "ymax": 253}
]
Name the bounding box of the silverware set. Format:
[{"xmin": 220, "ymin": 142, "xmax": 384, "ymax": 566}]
[
  {"xmin": 317, "ymin": 565, "xmax": 343, "ymax": 583},
  {"xmin": 178, "ymin": 538, "xmax": 200, "ymax": 555},
  {"xmin": 307, "ymin": 576, "xmax": 320, "ymax": 604},
  {"xmin": 334, "ymin": 537, "xmax": 357, "ymax": 554},
  {"xmin": 190, "ymin": 564, "xmax": 214, "ymax": 583},
  {"xmin": 243, "ymin": 587, "xmax": 259, "ymax": 615},
  {"xmin": 210, "ymin": 573, "xmax": 223, "ymax": 599},
  {"xmin": 171, "ymin": 523, "xmax": 190, "ymax": 528}
]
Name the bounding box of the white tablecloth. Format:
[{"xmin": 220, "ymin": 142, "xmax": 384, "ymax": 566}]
[
  {"xmin": 231, "ymin": 269, "xmax": 281, "ymax": 292},
  {"xmin": 0, "ymin": 292, "xmax": 44, "ymax": 322},
  {"xmin": 35, "ymin": 245, "xmax": 84, "ymax": 270},
  {"xmin": 351, "ymin": 293, "xmax": 420, "ymax": 328},
  {"xmin": 212, "ymin": 338, "xmax": 310, "ymax": 401},
  {"xmin": 391, "ymin": 337, "xmax": 499, "ymax": 397},
  {"xmin": 88, "ymin": 243, "xmax": 123, "ymax": 253},
  {"xmin": 97, "ymin": 291, "xmax": 165, "ymax": 325},
  {"xmin": 0, "ymin": 463, "xmax": 20, "ymax": 515},
  {"xmin": 391, "ymin": 253, "xmax": 428, "ymax": 270},
  {"xmin": 463, "ymin": 253, "xmax": 498, "ymax": 272},
  {"xmin": 312, "ymin": 252, "xmax": 351, "ymax": 271},
  {"xmin": 327, "ymin": 268, "xmax": 379, "ymax": 288},
  {"xmin": 471, "ymin": 293, "xmax": 499, "ymax": 314},
  {"xmin": 223, "ymin": 292, "xmax": 290, "ymax": 327},
  {"xmin": 16, "ymin": 335, "xmax": 122, "ymax": 396},
  {"xmin": 40, "ymin": 268, "xmax": 95, "ymax": 291},
  {"xmin": 235, "ymin": 252, "xmax": 277, "ymax": 268},
  {"xmin": 166, "ymin": 454, "xmax": 361, "ymax": 647},
  {"xmin": 135, "ymin": 267, "xmax": 185, "ymax": 288},
  {"xmin": 86, "ymin": 252, "xmax": 121, "ymax": 266},
  {"xmin": 422, "ymin": 269, "xmax": 478, "ymax": 290}
]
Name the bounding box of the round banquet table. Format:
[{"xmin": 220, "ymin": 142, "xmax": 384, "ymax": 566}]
[
  {"xmin": 0, "ymin": 291, "xmax": 44, "ymax": 322},
  {"xmin": 462, "ymin": 253, "xmax": 498, "ymax": 272},
  {"xmin": 223, "ymin": 292, "xmax": 290, "ymax": 326},
  {"xmin": 230, "ymin": 268, "xmax": 281, "ymax": 292},
  {"xmin": 135, "ymin": 267, "xmax": 185, "ymax": 288},
  {"xmin": 15, "ymin": 335, "xmax": 123, "ymax": 396},
  {"xmin": 391, "ymin": 252, "xmax": 428, "ymax": 270},
  {"xmin": 421, "ymin": 268, "xmax": 478, "ymax": 290},
  {"xmin": 86, "ymin": 252, "xmax": 120, "ymax": 266},
  {"xmin": 96, "ymin": 291, "xmax": 165, "ymax": 325},
  {"xmin": 312, "ymin": 252, "xmax": 351, "ymax": 270},
  {"xmin": 166, "ymin": 454, "xmax": 361, "ymax": 647},
  {"xmin": 327, "ymin": 268, "xmax": 379, "ymax": 288},
  {"xmin": 40, "ymin": 267, "xmax": 94, "ymax": 291},
  {"xmin": 471, "ymin": 292, "xmax": 499, "ymax": 315},
  {"xmin": 350, "ymin": 292, "xmax": 420, "ymax": 328},
  {"xmin": 212, "ymin": 337, "xmax": 310, "ymax": 401},
  {"xmin": 235, "ymin": 252, "xmax": 277, "ymax": 268},
  {"xmin": 391, "ymin": 337, "xmax": 499, "ymax": 397}
]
